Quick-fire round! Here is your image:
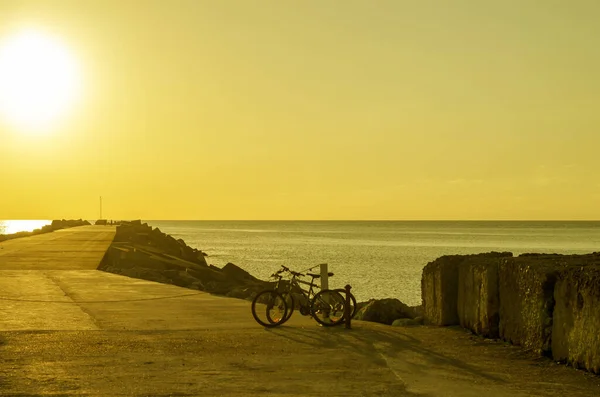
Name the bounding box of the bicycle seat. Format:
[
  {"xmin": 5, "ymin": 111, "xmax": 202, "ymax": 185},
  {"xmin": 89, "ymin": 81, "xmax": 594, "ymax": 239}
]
[{"xmin": 307, "ymin": 272, "xmax": 334, "ymax": 278}]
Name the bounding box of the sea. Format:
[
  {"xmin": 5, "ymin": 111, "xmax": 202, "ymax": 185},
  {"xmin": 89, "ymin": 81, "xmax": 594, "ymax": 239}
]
[{"xmin": 3, "ymin": 220, "xmax": 600, "ymax": 305}]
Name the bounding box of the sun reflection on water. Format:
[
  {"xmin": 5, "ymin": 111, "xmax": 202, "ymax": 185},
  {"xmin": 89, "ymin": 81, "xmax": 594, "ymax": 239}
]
[{"xmin": 0, "ymin": 220, "xmax": 51, "ymax": 235}]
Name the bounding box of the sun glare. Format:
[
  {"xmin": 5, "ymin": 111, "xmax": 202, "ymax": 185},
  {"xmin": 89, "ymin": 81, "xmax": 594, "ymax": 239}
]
[{"xmin": 0, "ymin": 28, "xmax": 81, "ymax": 133}]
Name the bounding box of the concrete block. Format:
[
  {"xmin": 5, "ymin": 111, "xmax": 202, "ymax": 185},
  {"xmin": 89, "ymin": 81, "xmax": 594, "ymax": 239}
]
[
  {"xmin": 422, "ymin": 255, "xmax": 463, "ymax": 325},
  {"xmin": 457, "ymin": 256, "xmax": 510, "ymax": 338},
  {"xmin": 553, "ymin": 264, "xmax": 600, "ymax": 374},
  {"xmin": 498, "ymin": 256, "xmax": 560, "ymax": 354},
  {"xmin": 422, "ymin": 252, "xmax": 510, "ymax": 326}
]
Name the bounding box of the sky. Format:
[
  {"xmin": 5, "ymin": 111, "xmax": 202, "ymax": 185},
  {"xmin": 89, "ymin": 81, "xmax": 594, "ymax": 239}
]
[{"xmin": 0, "ymin": 0, "xmax": 599, "ymax": 220}]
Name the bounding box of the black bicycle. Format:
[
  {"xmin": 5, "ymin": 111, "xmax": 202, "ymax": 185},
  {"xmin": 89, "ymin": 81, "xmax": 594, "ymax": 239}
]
[
  {"xmin": 252, "ymin": 265, "xmax": 346, "ymax": 327},
  {"xmin": 277, "ymin": 266, "xmax": 357, "ymax": 324},
  {"xmin": 252, "ymin": 265, "xmax": 355, "ymax": 327}
]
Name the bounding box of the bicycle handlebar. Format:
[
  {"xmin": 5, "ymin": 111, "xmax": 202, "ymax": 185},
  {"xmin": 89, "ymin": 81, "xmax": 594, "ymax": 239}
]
[{"xmin": 273, "ymin": 265, "xmax": 305, "ymax": 278}]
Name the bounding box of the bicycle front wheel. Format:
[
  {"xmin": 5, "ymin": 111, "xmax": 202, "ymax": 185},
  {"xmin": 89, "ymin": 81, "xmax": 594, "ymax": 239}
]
[
  {"xmin": 310, "ymin": 289, "xmax": 346, "ymax": 327},
  {"xmin": 251, "ymin": 290, "xmax": 288, "ymax": 327}
]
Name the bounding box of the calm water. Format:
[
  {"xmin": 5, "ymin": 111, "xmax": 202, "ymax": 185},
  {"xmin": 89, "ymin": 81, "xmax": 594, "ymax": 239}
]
[{"xmin": 144, "ymin": 221, "xmax": 600, "ymax": 305}]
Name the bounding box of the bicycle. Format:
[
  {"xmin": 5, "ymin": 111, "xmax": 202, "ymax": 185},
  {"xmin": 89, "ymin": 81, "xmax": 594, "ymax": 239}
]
[
  {"xmin": 277, "ymin": 265, "xmax": 358, "ymax": 323},
  {"xmin": 251, "ymin": 265, "xmax": 346, "ymax": 327},
  {"xmin": 272, "ymin": 265, "xmax": 348, "ymax": 326}
]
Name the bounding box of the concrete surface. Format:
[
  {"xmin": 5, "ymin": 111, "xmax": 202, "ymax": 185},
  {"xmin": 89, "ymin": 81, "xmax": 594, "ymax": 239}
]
[
  {"xmin": 0, "ymin": 225, "xmax": 116, "ymax": 270},
  {"xmin": 1, "ymin": 227, "xmax": 599, "ymax": 396}
]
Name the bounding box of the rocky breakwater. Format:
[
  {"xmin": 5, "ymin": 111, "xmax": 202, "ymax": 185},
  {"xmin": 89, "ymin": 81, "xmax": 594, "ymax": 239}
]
[
  {"xmin": 0, "ymin": 219, "xmax": 91, "ymax": 243},
  {"xmin": 97, "ymin": 220, "xmax": 271, "ymax": 300},
  {"xmin": 421, "ymin": 251, "xmax": 600, "ymax": 375}
]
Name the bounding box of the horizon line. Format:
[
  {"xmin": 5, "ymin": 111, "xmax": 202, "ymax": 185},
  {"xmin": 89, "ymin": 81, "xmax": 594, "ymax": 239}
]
[{"xmin": 3, "ymin": 219, "xmax": 600, "ymax": 222}]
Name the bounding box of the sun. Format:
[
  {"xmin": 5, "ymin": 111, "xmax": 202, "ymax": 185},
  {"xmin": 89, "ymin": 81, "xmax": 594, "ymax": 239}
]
[{"xmin": 0, "ymin": 28, "xmax": 81, "ymax": 133}]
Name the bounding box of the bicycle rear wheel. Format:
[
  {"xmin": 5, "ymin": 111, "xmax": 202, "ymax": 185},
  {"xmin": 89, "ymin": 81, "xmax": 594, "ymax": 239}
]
[
  {"xmin": 251, "ymin": 290, "xmax": 288, "ymax": 327},
  {"xmin": 335, "ymin": 288, "xmax": 357, "ymax": 319},
  {"xmin": 310, "ymin": 289, "xmax": 346, "ymax": 327}
]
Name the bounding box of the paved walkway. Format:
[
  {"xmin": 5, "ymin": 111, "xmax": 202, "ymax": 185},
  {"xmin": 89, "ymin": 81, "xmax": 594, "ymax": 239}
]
[{"xmin": 0, "ymin": 227, "xmax": 599, "ymax": 396}]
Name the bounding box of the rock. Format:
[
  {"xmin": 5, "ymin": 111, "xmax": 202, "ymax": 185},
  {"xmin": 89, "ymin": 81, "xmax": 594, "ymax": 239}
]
[
  {"xmin": 354, "ymin": 298, "xmax": 416, "ymax": 325},
  {"xmin": 113, "ymin": 222, "xmax": 208, "ymax": 267},
  {"xmin": 409, "ymin": 304, "xmax": 423, "ymax": 317},
  {"xmin": 222, "ymin": 262, "xmax": 260, "ymax": 283},
  {"xmin": 98, "ymin": 233, "xmax": 271, "ymax": 302},
  {"xmin": 392, "ymin": 318, "xmax": 421, "ymax": 327}
]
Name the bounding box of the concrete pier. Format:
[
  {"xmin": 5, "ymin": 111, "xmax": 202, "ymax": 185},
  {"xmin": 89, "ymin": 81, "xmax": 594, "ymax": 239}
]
[{"xmin": 1, "ymin": 227, "xmax": 599, "ymax": 396}]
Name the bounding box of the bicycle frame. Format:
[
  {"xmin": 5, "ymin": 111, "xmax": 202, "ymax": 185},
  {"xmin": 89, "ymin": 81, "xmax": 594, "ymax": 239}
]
[{"xmin": 272, "ymin": 268, "xmax": 320, "ymax": 311}]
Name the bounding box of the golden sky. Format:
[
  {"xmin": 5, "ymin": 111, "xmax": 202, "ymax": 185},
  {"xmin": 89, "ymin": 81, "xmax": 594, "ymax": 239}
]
[{"xmin": 0, "ymin": 1, "xmax": 599, "ymax": 220}]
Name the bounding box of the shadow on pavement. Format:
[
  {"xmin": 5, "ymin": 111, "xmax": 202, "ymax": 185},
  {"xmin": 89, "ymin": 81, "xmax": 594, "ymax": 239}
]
[{"xmin": 266, "ymin": 323, "xmax": 505, "ymax": 385}]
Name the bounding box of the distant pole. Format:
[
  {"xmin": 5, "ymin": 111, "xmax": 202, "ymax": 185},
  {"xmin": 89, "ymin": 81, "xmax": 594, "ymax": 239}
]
[{"xmin": 100, "ymin": 196, "xmax": 102, "ymax": 219}]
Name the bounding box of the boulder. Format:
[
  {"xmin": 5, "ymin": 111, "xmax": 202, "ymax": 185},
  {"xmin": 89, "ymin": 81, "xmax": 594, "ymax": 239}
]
[
  {"xmin": 354, "ymin": 298, "xmax": 416, "ymax": 325},
  {"xmin": 222, "ymin": 262, "xmax": 260, "ymax": 283},
  {"xmin": 98, "ymin": 239, "xmax": 271, "ymax": 300},
  {"xmin": 552, "ymin": 264, "xmax": 600, "ymax": 373},
  {"xmin": 113, "ymin": 223, "xmax": 208, "ymax": 266},
  {"xmin": 392, "ymin": 318, "xmax": 422, "ymax": 327}
]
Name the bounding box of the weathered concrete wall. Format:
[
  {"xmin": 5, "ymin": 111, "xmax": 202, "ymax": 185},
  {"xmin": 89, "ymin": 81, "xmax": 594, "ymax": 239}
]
[
  {"xmin": 422, "ymin": 252, "xmax": 511, "ymax": 326},
  {"xmin": 422, "ymin": 255, "xmax": 463, "ymax": 325},
  {"xmin": 457, "ymin": 254, "xmax": 512, "ymax": 338},
  {"xmin": 552, "ymin": 264, "xmax": 600, "ymax": 374},
  {"xmin": 498, "ymin": 255, "xmax": 564, "ymax": 354},
  {"xmin": 422, "ymin": 250, "xmax": 600, "ymax": 375}
]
